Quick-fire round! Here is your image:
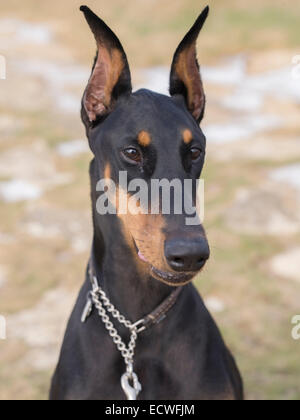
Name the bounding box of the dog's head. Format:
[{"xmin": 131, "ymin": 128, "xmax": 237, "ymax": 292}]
[{"xmin": 81, "ymin": 5, "xmax": 210, "ymax": 286}]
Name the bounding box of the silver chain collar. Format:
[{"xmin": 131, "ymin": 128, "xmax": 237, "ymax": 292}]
[
  {"xmin": 81, "ymin": 259, "xmax": 183, "ymax": 400},
  {"xmin": 81, "ymin": 274, "xmax": 143, "ymax": 400}
]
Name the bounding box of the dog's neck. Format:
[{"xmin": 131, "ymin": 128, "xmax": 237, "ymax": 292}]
[{"xmin": 91, "ymin": 231, "xmax": 174, "ymax": 322}]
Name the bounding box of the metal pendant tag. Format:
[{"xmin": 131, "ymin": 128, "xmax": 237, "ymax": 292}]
[
  {"xmin": 121, "ymin": 372, "xmax": 142, "ymax": 400},
  {"xmin": 81, "ymin": 298, "xmax": 93, "ymax": 323}
]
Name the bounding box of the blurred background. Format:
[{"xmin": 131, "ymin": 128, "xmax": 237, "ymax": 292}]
[{"xmin": 0, "ymin": 0, "xmax": 299, "ymax": 400}]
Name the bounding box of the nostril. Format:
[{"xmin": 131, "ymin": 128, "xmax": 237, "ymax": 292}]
[{"xmin": 171, "ymin": 257, "xmax": 185, "ymax": 266}]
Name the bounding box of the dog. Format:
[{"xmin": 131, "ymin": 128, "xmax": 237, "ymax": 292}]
[{"xmin": 50, "ymin": 5, "xmax": 243, "ymax": 400}]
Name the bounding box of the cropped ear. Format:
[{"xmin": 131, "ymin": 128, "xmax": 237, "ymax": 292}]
[
  {"xmin": 169, "ymin": 6, "xmax": 209, "ymax": 123},
  {"xmin": 80, "ymin": 6, "xmax": 132, "ymax": 124}
]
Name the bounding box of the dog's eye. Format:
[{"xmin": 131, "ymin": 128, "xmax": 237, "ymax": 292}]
[
  {"xmin": 190, "ymin": 147, "xmax": 202, "ymax": 161},
  {"xmin": 122, "ymin": 147, "xmax": 142, "ymax": 163}
]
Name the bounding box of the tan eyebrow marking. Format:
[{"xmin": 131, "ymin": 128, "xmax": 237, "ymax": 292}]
[
  {"xmin": 138, "ymin": 130, "xmax": 152, "ymax": 147},
  {"xmin": 183, "ymin": 129, "xmax": 193, "ymax": 144}
]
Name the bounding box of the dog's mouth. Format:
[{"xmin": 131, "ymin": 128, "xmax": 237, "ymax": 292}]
[
  {"xmin": 150, "ymin": 266, "xmax": 195, "ymax": 286},
  {"xmin": 135, "ymin": 245, "xmax": 195, "ymax": 286}
]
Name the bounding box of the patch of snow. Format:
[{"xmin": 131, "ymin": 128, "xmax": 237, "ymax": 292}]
[
  {"xmin": 13, "ymin": 58, "xmax": 89, "ymax": 114},
  {"xmin": 205, "ymin": 296, "xmax": 225, "ymax": 313},
  {"xmin": 221, "ymin": 90, "xmax": 264, "ymax": 112},
  {"xmin": 56, "ymin": 93, "xmax": 81, "ymax": 114},
  {"xmin": 17, "ymin": 59, "xmax": 89, "ymax": 87},
  {"xmin": 0, "ymin": 142, "xmax": 72, "ymax": 190},
  {"xmin": 0, "ymin": 19, "xmax": 52, "ymax": 46},
  {"xmin": 269, "ymin": 248, "xmax": 300, "ymax": 283},
  {"xmin": 202, "ymin": 56, "xmax": 300, "ymax": 104},
  {"xmin": 270, "ymin": 164, "xmax": 300, "ymax": 190},
  {"xmin": 204, "ymin": 114, "xmax": 282, "ymax": 143},
  {"xmin": 56, "ymin": 139, "xmax": 89, "ymax": 157},
  {"xmin": 245, "ymin": 67, "xmax": 300, "ymax": 104},
  {"xmin": 135, "ymin": 66, "xmax": 169, "ymax": 95},
  {"xmin": 202, "ymin": 55, "xmax": 247, "ymax": 86},
  {"xmin": 0, "ymin": 180, "xmax": 42, "ymax": 203}
]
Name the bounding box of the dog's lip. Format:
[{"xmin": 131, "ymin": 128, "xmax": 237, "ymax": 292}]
[
  {"xmin": 135, "ymin": 244, "xmax": 195, "ymax": 285},
  {"xmin": 138, "ymin": 250, "xmax": 148, "ymax": 263},
  {"xmin": 150, "ymin": 266, "xmax": 195, "ymax": 285}
]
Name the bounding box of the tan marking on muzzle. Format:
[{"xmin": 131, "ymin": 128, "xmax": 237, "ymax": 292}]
[
  {"xmin": 104, "ymin": 163, "xmax": 111, "ymax": 180},
  {"xmin": 115, "ymin": 186, "xmax": 167, "ymax": 273}
]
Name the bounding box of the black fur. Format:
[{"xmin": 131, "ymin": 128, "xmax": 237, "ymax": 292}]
[{"xmin": 50, "ymin": 6, "xmax": 243, "ymax": 401}]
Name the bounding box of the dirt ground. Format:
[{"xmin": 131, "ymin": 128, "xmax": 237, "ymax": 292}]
[{"xmin": 0, "ymin": 0, "xmax": 299, "ymax": 400}]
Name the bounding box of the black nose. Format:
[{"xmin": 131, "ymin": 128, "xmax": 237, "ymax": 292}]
[{"xmin": 165, "ymin": 237, "xmax": 210, "ymax": 272}]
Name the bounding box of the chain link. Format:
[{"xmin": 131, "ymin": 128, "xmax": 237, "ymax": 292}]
[
  {"xmin": 90, "ymin": 277, "xmax": 142, "ymax": 372},
  {"xmin": 84, "ymin": 265, "xmax": 181, "ymax": 400}
]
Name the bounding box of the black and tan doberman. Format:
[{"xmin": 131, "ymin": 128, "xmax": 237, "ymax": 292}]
[{"xmin": 50, "ymin": 5, "xmax": 243, "ymax": 400}]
